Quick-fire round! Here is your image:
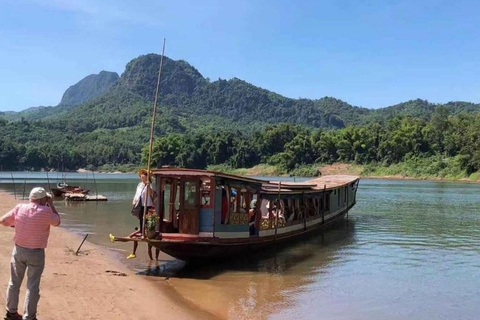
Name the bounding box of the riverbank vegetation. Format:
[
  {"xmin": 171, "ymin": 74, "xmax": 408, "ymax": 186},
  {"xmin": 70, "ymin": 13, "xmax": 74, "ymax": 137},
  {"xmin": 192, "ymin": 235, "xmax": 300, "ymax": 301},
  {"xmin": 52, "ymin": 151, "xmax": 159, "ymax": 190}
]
[
  {"xmin": 146, "ymin": 106, "xmax": 480, "ymax": 180},
  {"xmin": 2, "ymin": 105, "xmax": 480, "ymax": 181}
]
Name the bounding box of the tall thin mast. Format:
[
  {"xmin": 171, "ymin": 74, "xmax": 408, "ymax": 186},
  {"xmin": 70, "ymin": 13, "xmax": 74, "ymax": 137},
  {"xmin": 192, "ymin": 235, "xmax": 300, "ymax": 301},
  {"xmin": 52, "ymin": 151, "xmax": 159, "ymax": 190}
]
[{"xmin": 142, "ymin": 38, "xmax": 166, "ymax": 237}]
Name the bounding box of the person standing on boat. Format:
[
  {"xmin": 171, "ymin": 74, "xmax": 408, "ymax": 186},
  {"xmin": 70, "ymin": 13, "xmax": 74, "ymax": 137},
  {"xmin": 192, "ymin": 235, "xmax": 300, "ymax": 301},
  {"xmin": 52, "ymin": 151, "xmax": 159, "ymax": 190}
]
[
  {"xmin": 128, "ymin": 169, "xmax": 156, "ymax": 259},
  {"xmin": 0, "ymin": 187, "xmax": 60, "ymax": 320}
]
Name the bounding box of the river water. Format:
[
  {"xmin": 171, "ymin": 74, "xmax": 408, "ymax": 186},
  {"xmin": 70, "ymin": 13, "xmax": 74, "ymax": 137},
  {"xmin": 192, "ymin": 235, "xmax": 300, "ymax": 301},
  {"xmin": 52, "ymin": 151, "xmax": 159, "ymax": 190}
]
[{"xmin": 1, "ymin": 172, "xmax": 480, "ymax": 320}]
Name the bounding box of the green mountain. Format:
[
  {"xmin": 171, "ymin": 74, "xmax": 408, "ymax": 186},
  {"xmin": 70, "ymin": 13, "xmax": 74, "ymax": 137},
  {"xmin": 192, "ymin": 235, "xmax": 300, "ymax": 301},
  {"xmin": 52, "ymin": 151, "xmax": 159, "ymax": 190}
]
[
  {"xmin": 5, "ymin": 54, "xmax": 479, "ymax": 130},
  {"xmin": 48, "ymin": 54, "xmax": 372, "ymax": 133},
  {"xmin": 60, "ymin": 70, "xmax": 119, "ymax": 106}
]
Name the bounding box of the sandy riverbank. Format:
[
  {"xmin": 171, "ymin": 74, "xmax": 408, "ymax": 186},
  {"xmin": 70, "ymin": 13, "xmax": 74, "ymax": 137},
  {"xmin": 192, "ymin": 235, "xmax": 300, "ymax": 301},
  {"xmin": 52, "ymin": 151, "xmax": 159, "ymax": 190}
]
[{"xmin": 0, "ymin": 191, "xmax": 214, "ymax": 320}]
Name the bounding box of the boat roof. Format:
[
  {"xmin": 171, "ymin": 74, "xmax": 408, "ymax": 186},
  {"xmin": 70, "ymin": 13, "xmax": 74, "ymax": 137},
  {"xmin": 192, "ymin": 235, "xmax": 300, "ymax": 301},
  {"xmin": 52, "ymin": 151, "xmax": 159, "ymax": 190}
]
[
  {"xmin": 151, "ymin": 168, "xmax": 266, "ymax": 185},
  {"xmin": 269, "ymin": 175, "xmax": 359, "ymax": 190},
  {"xmin": 151, "ymin": 168, "xmax": 359, "ymax": 192}
]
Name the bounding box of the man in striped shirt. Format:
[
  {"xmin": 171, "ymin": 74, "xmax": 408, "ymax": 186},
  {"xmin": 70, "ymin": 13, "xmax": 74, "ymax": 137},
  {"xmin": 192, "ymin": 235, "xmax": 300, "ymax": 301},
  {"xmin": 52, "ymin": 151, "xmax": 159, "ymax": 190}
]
[{"xmin": 0, "ymin": 187, "xmax": 60, "ymax": 320}]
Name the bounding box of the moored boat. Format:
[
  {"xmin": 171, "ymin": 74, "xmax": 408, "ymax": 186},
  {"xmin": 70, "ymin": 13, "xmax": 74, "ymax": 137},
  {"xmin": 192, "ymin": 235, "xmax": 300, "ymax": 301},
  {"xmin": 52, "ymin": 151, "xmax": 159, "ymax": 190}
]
[
  {"xmin": 50, "ymin": 182, "xmax": 90, "ymax": 197},
  {"xmin": 112, "ymin": 168, "xmax": 359, "ymax": 260}
]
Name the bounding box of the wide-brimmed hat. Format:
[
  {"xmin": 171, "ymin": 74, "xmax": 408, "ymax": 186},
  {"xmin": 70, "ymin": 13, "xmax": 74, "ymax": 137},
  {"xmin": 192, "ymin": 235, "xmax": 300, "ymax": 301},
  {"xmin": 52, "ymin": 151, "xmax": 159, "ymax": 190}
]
[{"xmin": 29, "ymin": 187, "xmax": 52, "ymax": 200}]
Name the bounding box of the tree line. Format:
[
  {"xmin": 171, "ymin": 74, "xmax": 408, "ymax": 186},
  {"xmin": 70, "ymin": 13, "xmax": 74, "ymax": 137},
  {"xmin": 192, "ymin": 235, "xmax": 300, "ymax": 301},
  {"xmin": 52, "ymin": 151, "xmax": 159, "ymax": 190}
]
[
  {"xmin": 1, "ymin": 106, "xmax": 480, "ymax": 177},
  {"xmin": 147, "ymin": 106, "xmax": 480, "ymax": 176}
]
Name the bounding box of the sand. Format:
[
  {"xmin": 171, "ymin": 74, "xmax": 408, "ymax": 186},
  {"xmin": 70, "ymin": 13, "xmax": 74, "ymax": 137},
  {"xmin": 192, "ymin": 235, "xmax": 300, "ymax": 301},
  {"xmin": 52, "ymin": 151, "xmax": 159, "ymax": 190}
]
[{"xmin": 0, "ymin": 191, "xmax": 214, "ymax": 320}]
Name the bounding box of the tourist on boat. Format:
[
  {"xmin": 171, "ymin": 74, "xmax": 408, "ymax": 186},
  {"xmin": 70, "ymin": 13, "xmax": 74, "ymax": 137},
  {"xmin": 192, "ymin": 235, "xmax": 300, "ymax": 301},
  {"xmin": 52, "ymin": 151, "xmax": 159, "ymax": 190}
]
[
  {"xmin": 249, "ymin": 199, "xmax": 258, "ymax": 235},
  {"xmin": 0, "ymin": 187, "xmax": 60, "ymax": 320},
  {"xmin": 128, "ymin": 169, "xmax": 156, "ymax": 259}
]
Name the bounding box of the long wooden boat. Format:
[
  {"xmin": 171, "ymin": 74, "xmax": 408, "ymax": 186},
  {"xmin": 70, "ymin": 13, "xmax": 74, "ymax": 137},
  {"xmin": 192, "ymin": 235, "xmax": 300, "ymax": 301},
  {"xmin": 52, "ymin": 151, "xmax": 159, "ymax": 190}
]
[
  {"xmin": 112, "ymin": 168, "xmax": 359, "ymax": 260},
  {"xmin": 50, "ymin": 183, "xmax": 90, "ymax": 197}
]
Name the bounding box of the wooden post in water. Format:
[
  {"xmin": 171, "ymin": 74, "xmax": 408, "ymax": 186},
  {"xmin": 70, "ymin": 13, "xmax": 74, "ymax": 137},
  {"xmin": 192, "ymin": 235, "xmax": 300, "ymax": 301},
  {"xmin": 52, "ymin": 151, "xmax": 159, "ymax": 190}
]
[
  {"xmin": 46, "ymin": 171, "xmax": 51, "ymax": 192},
  {"xmin": 303, "ymin": 192, "xmax": 307, "ymax": 231},
  {"xmin": 346, "ymin": 184, "xmax": 349, "ymax": 219},
  {"xmin": 22, "ymin": 179, "xmax": 27, "ymax": 200},
  {"xmin": 322, "ymin": 185, "xmax": 326, "ymax": 224},
  {"xmin": 143, "ymin": 38, "xmax": 167, "ymax": 238},
  {"xmin": 92, "ymin": 171, "xmax": 98, "ymax": 198},
  {"xmin": 11, "ymin": 173, "xmax": 16, "ymax": 199}
]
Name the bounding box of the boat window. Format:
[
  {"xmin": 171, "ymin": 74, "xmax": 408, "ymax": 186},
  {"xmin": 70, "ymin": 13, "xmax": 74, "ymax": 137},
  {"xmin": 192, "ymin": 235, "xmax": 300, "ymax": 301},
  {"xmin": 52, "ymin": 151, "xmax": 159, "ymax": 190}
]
[
  {"xmin": 307, "ymin": 198, "xmax": 315, "ymax": 217},
  {"xmin": 325, "ymin": 194, "xmax": 330, "ymax": 211},
  {"xmin": 240, "ymin": 191, "xmax": 246, "ymax": 212},
  {"xmin": 231, "ymin": 187, "xmax": 239, "ymax": 213},
  {"xmin": 260, "ymin": 199, "xmax": 269, "ymax": 219},
  {"xmin": 184, "ymin": 181, "xmax": 198, "ymax": 207},
  {"xmin": 200, "ymin": 178, "xmax": 212, "ymax": 207},
  {"xmin": 298, "ymin": 198, "xmax": 305, "ymax": 219},
  {"xmin": 344, "ymin": 186, "xmax": 348, "ymax": 203},
  {"xmin": 288, "ymin": 199, "xmax": 296, "ymax": 221},
  {"xmin": 313, "ymin": 198, "xmax": 319, "ymax": 216},
  {"xmin": 163, "ymin": 182, "xmax": 171, "ymax": 222},
  {"xmin": 284, "ymin": 199, "xmax": 292, "ymax": 221},
  {"xmin": 161, "ymin": 178, "xmax": 180, "ymax": 224},
  {"xmin": 288, "ymin": 202, "xmax": 296, "ymax": 222},
  {"xmin": 277, "ymin": 200, "xmax": 285, "ymax": 219},
  {"xmin": 239, "ymin": 189, "xmax": 251, "ymax": 213},
  {"xmin": 294, "ymin": 200, "xmax": 299, "ymax": 220},
  {"xmin": 174, "ymin": 182, "xmax": 180, "ymax": 226},
  {"xmin": 221, "ymin": 186, "xmax": 230, "ymax": 224}
]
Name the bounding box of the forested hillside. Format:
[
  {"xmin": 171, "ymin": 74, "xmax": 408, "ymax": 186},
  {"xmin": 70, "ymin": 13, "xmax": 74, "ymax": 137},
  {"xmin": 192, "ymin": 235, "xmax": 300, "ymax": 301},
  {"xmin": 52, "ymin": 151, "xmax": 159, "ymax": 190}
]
[{"xmin": 0, "ymin": 53, "xmax": 479, "ymax": 175}]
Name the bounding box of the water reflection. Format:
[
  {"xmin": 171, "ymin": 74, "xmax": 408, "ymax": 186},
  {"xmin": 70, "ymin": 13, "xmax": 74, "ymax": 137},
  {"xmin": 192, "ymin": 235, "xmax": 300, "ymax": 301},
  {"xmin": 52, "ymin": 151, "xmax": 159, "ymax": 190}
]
[{"xmin": 137, "ymin": 221, "xmax": 356, "ymax": 320}]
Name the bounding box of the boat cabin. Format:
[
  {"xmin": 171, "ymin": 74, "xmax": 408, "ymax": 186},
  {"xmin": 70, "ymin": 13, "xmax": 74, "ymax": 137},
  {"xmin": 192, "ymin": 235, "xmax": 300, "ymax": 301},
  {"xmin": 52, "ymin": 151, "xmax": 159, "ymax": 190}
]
[
  {"xmin": 152, "ymin": 168, "xmax": 359, "ymax": 241},
  {"xmin": 154, "ymin": 168, "xmax": 264, "ymax": 238}
]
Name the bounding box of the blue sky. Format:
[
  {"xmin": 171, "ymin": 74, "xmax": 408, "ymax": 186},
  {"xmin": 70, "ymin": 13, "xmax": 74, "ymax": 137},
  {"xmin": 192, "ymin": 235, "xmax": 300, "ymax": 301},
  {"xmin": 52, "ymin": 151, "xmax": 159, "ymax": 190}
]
[{"xmin": 1, "ymin": 0, "xmax": 479, "ymax": 111}]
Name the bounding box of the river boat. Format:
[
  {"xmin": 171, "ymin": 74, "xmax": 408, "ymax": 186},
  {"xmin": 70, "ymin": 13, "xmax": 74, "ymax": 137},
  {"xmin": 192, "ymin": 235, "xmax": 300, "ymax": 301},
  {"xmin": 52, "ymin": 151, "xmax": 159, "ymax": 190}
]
[
  {"xmin": 50, "ymin": 182, "xmax": 90, "ymax": 197},
  {"xmin": 111, "ymin": 168, "xmax": 359, "ymax": 260}
]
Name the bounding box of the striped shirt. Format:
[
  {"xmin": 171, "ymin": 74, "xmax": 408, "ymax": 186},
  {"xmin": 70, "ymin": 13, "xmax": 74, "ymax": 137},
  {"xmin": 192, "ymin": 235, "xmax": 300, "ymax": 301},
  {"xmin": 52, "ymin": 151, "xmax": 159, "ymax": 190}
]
[{"xmin": 1, "ymin": 203, "xmax": 61, "ymax": 249}]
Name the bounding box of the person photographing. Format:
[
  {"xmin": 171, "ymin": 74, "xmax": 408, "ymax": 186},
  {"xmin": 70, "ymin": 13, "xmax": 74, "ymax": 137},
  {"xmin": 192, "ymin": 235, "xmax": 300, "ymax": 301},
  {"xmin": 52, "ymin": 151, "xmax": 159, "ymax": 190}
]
[{"xmin": 0, "ymin": 187, "xmax": 60, "ymax": 320}]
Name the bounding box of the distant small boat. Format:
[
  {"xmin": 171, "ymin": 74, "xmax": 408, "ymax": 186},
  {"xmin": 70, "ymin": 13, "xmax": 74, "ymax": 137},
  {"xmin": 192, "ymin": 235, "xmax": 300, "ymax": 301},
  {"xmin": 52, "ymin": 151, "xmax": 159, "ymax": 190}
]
[
  {"xmin": 51, "ymin": 182, "xmax": 90, "ymax": 197},
  {"xmin": 64, "ymin": 193, "xmax": 107, "ymax": 201}
]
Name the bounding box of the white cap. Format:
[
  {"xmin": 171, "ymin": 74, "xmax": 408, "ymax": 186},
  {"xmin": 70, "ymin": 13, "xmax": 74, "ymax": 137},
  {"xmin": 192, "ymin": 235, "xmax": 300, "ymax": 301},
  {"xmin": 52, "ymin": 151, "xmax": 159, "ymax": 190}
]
[{"xmin": 29, "ymin": 187, "xmax": 52, "ymax": 200}]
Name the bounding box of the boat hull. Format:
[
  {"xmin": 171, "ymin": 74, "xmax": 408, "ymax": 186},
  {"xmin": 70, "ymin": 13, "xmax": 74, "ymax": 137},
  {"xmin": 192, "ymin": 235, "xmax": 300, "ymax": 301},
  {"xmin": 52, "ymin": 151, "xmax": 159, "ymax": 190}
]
[{"xmin": 151, "ymin": 207, "xmax": 350, "ymax": 260}]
